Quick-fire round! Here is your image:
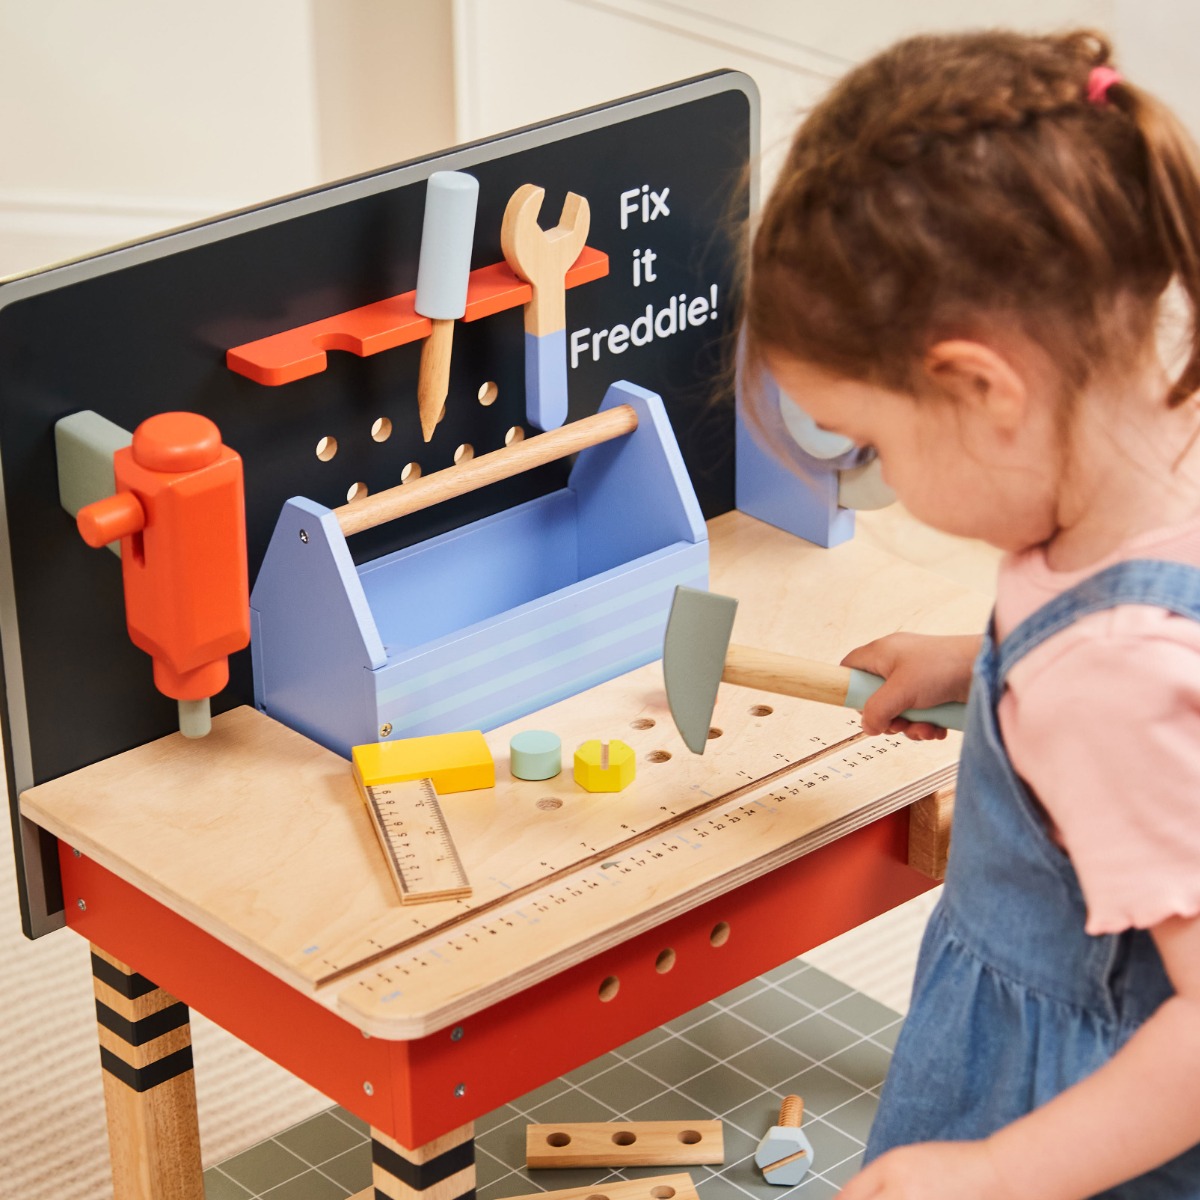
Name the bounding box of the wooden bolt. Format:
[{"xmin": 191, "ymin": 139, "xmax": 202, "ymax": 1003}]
[{"xmin": 754, "ymin": 1094, "xmax": 813, "ymax": 1186}]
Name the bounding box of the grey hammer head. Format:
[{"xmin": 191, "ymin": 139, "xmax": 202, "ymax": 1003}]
[{"xmin": 663, "ymin": 585, "xmax": 739, "ymax": 754}]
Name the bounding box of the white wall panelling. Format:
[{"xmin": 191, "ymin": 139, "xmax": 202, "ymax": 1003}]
[
  {"xmin": 453, "ymin": 0, "xmax": 1114, "ymax": 191},
  {"xmin": 0, "ymin": 0, "xmax": 457, "ymax": 278}
]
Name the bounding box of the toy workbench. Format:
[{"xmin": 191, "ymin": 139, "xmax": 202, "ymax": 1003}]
[{"xmin": 5, "ymin": 73, "xmax": 990, "ymax": 1200}]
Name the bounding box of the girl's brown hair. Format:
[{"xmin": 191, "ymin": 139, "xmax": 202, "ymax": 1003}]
[{"xmin": 745, "ymin": 29, "xmax": 1200, "ymax": 408}]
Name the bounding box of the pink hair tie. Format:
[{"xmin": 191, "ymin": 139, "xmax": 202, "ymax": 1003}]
[{"xmin": 1087, "ymin": 65, "xmax": 1123, "ymax": 105}]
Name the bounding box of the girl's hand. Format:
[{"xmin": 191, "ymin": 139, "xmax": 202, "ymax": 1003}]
[
  {"xmin": 841, "ymin": 632, "xmax": 980, "ymax": 740},
  {"xmin": 837, "ymin": 1139, "xmax": 1012, "ymax": 1200}
]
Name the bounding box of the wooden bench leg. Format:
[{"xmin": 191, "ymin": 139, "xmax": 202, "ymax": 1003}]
[
  {"xmin": 907, "ymin": 786, "xmax": 955, "ymax": 881},
  {"xmin": 91, "ymin": 946, "xmax": 204, "ymax": 1200},
  {"xmin": 360, "ymin": 1122, "xmax": 476, "ymax": 1200}
]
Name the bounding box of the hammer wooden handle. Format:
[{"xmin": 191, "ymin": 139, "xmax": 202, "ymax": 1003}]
[
  {"xmin": 723, "ymin": 644, "xmax": 967, "ymax": 731},
  {"xmin": 724, "ymin": 645, "xmax": 853, "ymax": 705},
  {"xmin": 334, "ymin": 403, "xmax": 638, "ymax": 535}
]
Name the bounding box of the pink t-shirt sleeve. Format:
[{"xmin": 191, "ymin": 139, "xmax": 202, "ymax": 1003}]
[{"xmin": 999, "ymin": 606, "xmax": 1200, "ymax": 935}]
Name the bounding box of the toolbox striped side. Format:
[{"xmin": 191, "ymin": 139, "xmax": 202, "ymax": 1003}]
[{"xmin": 375, "ymin": 541, "xmax": 708, "ymax": 740}]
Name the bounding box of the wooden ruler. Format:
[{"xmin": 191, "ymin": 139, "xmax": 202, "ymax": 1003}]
[
  {"xmin": 333, "ymin": 725, "xmax": 957, "ymax": 1034},
  {"xmin": 359, "ymin": 777, "xmax": 471, "ymax": 904}
]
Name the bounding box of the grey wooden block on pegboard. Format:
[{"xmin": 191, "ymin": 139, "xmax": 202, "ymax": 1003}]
[{"xmin": 54, "ymin": 409, "xmax": 132, "ymax": 557}]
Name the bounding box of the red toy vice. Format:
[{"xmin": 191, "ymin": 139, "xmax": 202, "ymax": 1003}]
[{"xmin": 76, "ymin": 412, "xmax": 249, "ymax": 737}]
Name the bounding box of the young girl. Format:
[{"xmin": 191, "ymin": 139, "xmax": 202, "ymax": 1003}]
[{"xmin": 743, "ymin": 29, "xmax": 1200, "ymax": 1200}]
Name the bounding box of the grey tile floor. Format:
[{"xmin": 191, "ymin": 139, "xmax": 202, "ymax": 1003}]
[{"xmin": 204, "ymin": 959, "xmax": 902, "ymax": 1200}]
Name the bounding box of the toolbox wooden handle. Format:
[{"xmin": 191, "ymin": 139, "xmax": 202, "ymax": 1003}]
[{"xmin": 334, "ymin": 403, "xmax": 639, "ymax": 535}]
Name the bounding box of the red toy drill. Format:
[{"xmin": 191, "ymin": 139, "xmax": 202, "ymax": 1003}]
[{"xmin": 76, "ymin": 412, "xmax": 250, "ymax": 737}]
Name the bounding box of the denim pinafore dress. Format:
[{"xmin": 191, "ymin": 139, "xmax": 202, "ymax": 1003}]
[{"xmin": 865, "ymin": 560, "xmax": 1200, "ymax": 1196}]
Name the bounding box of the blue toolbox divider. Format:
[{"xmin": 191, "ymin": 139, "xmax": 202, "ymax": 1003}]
[
  {"xmin": 735, "ymin": 340, "xmax": 858, "ymax": 549},
  {"xmin": 250, "ymin": 382, "xmax": 708, "ymax": 758}
]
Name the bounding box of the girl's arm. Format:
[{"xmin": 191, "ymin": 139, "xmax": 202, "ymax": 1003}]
[
  {"xmin": 841, "ymin": 633, "xmax": 980, "ymax": 739},
  {"xmin": 836, "ymin": 911, "xmax": 1200, "ymax": 1200}
]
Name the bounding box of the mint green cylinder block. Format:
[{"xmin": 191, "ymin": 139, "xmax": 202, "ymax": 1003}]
[{"xmin": 510, "ymin": 730, "xmax": 563, "ymax": 780}]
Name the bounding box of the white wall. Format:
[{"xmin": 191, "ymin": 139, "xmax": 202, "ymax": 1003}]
[
  {"xmin": 454, "ymin": 0, "xmax": 1114, "ymax": 183},
  {"xmin": 0, "ymin": 0, "xmax": 317, "ymax": 272},
  {"xmin": 0, "ymin": 0, "xmax": 455, "ymax": 277},
  {"xmin": 311, "ymin": 0, "xmax": 456, "ymax": 183},
  {"xmin": 1116, "ymin": 0, "xmax": 1200, "ymax": 139}
]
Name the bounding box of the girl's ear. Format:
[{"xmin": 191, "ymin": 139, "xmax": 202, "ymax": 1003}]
[{"xmin": 922, "ymin": 340, "xmax": 1028, "ymax": 431}]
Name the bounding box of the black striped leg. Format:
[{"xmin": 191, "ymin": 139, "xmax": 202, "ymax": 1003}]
[
  {"xmin": 91, "ymin": 946, "xmax": 204, "ymax": 1200},
  {"xmin": 370, "ymin": 1122, "xmax": 476, "ymax": 1200}
]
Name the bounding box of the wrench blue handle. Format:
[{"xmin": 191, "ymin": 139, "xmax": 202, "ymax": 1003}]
[{"xmin": 524, "ymin": 330, "xmax": 568, "ymax": 431}]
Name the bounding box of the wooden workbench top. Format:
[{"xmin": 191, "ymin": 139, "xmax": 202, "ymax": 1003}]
[{"xmin": 21, "ymin": 510, "xmax": 994, "ymax": 1037}]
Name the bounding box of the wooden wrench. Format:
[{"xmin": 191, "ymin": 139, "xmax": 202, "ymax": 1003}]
[{"xmin": 501, "ymin": 184, "xmax": 590, "ymax": 428}]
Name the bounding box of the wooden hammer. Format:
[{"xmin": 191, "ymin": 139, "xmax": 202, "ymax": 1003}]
[{"xmin": 662, "ymin": 585, "xmax": 966, "ymax": 754}]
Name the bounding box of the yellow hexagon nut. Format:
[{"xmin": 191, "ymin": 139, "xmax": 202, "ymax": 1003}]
[{"xmin": 573, "ymin": 739, "xmax": 636, "ymax": 792}]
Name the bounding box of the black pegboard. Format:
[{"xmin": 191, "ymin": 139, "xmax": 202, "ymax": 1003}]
[{"xmin": 1, "ymin": 72, "xmax": 755, "ymax": 936}]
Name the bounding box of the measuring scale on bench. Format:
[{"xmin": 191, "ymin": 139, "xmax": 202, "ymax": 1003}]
[{"xmin": 359, "ymin": 777, "xmax": 471, "ymax": 905}]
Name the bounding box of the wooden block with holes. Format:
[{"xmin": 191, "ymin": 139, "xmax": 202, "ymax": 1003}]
[
  {"xmin": 527, "ymin": 1121, "xmax": 723, "ymax": 1169},
  {"xmin": 502, "ymin": 1173, "xmax": 699, "ymax": 1200}
]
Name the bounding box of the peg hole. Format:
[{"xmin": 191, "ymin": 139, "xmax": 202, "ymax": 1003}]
[
  {"xmin": 655, "ymin": 948, "xmax": 676, "ymax": 974},
  {"xmin": 631, "ymin": 718, "xmax": 655, "ymax": 730},
  {"xmin": 651, "ymin": 1189, "xmax": 676, "ymax": 1199},
  {"xmin": 401, "ymin": 462, "xmax": 422, "ymax": 483},
  {"xmin": 478, "ymin": 381, "xmax": 499, "ymax": 406},
  {"xmin": 346, "ymin": 482, "xmax": 368, "ymax": 503},
  {"xmin": 612, "ymin": 1131, "xmax": 637, "ymax": 1146},
  {"xmin": 598, "ymin": 975, "xmax": 620, "ymax": 1002},
  {"xmin": 454, "ymin": 443, "xmax": 475, "ymax": 464},
  {"xmin": 708, "ymin": 727, "xmax": 723, "ymax": 740},
  {"xmin": 371, "ymin": 417, "xmax": 392, "ymax": 442},
  {"xmin": 710, "ymin": 921, "xmax": 731, "ymax": 947},
  {"xmin": 647, "ymin": 750, "xmax": 671, "ymax": 763},
  {"xmin": 677, "ymin": 1130, "xmax": 702, "ymax": 1145},
  {"xmin": 505, "ymin": 426, "xmax": 525, "ymax": 446},
  {"xmin": 585, "ymin": 1194, "xmax": 609, "ymax": 1200},
  {"xmin": 546, "ymin": 1132, "xmax": 571, "ymax": 1147},
  {"xmin": 750, "ymin": 705, "xmax": 774, "ymax": 717},
  {"xmin": 316, "ymin": 436, "xmax": 338, "ymax": 462},
  {"xmin": 536, "ymin": 797, "xmax": 563, "ymax": 811}
]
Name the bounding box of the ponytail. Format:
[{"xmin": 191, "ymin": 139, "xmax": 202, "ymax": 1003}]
[{"xmin": 1115, "ymin": 82, "xmax": 1200, "ymax": 404}]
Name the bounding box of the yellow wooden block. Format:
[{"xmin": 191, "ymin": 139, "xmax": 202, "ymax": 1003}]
[
  {"xmin": 573, "ymin": 739, "xmax": 635, "ymax": 792},
  {"xmin": 352, "ymin": 731, "xmax": 494, "ymax": 795}
]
